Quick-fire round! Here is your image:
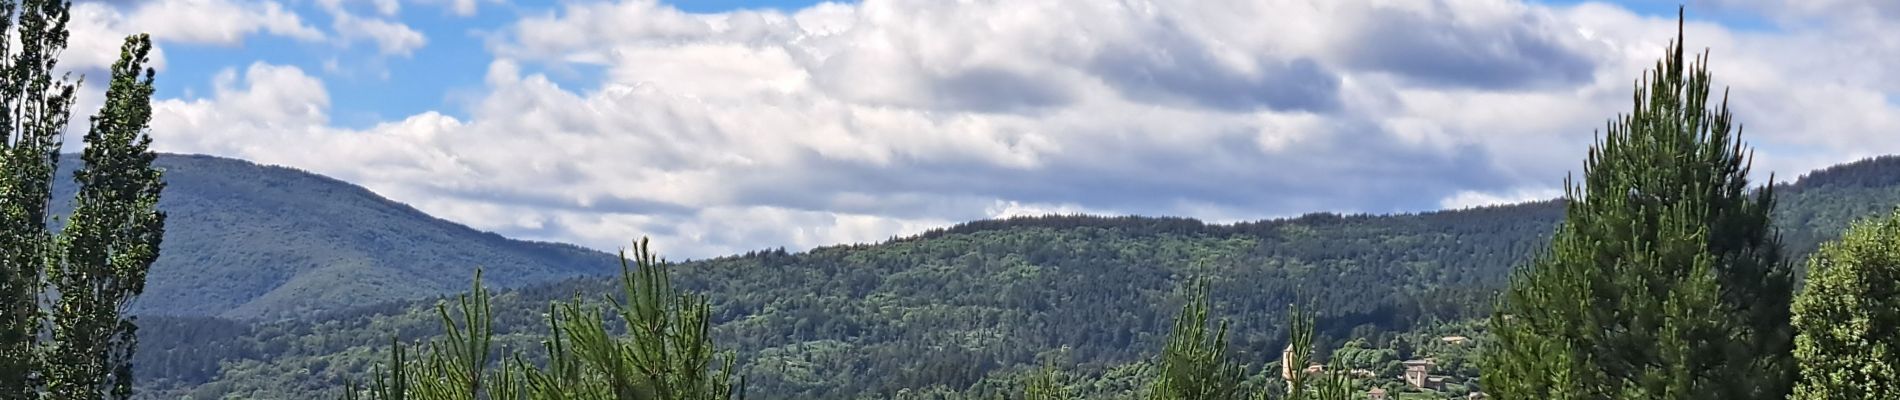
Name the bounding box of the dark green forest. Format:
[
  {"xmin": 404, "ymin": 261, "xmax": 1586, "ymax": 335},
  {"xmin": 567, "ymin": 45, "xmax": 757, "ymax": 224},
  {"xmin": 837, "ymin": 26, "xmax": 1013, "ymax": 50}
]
[
  {"xmin": 124, "ymin": 155, "xmax": 1900, "ymax": 399},
  {"xmin": 50, "ymin": 155, "xmax": 620, "ymax": 319}
]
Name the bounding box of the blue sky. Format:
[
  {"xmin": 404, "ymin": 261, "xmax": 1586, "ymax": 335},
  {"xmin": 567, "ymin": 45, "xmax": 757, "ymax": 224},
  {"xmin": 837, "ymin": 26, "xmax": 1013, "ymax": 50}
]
[
  {"xmin": 159, "ymin": 0, "xmax": 848, "ymax": 128},
  {"xmin": 90, "ymin": 0, "xmax": 1900, "ymax": 257}
]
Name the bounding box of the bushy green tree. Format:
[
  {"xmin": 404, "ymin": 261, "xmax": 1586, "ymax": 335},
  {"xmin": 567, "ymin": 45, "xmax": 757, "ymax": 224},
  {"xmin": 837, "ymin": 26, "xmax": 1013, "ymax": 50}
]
[
  {"xmin": 1792, "ymin": 208, "xmax": 1900, "ymax": 399},
  {"xmin": 353, "ymin": 238, "xmax": 744, "ymax": 400},
  {"xmin": 1482, "ymin": 12, "xmax": 1792, "ymax": 400},
  {"xmin": 0, "ymin": 1, "xmax": 165, "ymax": 398}
]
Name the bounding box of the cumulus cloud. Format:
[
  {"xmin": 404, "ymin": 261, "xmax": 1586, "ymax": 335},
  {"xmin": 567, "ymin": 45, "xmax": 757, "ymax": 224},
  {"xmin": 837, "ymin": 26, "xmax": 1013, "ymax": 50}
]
[
  {"xmin": 68, "ymin": 0, "xmax": 323, "ymax": 72},
  {"xmin": 117, "ymin": 0, "xmax": 322, "ymax": 44},
  {"xmin": 134, "ymin": 0, "xmax": 1900, "ymax": 258},
  {"xmin": 318, "ymin": 0, "xmax": 428, "ymax": 56},
  {"xmin": 332, "ymin": 13, "xmax": 428, "ymax": 56}
]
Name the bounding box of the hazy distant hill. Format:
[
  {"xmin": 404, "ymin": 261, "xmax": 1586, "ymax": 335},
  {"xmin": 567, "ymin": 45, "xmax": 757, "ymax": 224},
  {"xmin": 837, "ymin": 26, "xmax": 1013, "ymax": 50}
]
[
  {"xmin": 49, "ymin": 154, "xmax": 620, "ymax": 319},
  {"xmin": 129, "ymin": 155, "xmax": 1900, "ymax": 399}
]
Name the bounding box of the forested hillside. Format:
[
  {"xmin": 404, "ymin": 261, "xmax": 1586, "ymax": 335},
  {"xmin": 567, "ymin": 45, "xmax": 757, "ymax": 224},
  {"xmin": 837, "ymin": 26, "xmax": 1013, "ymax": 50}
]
[
  {"xmin": 1774, "ymin": 155, "xmax": 1900, "ymax": 259},
  {"xmin": 126, "ymin": 155, "xmax": 1900, "ymax": 399},
  {"xmin": 50, "ymin": 154, "xmax": 620, "ymax": 319}
]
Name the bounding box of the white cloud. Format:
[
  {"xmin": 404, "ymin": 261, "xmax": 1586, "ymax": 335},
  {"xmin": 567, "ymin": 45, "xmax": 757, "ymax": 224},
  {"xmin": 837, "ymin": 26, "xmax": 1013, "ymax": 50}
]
[
  {"xmin": 333, "ymin": 13, "xmax": 428, "ymax": 56},
  {"xmin": 151, "ymin": 63, "xmax": 330, "ymax": 151},
  {"xmin": 318, "ymin": 0, "xmax": 428, "ymax": 56},
  {"xmin": 67, "ymin": 0, "xmax": 323, "ymax": 72},
  {"xmin": 376, "ymin": 0, "xmax": 401, "ymax": 16},
  {"xmin": 986, "ymin": 201, "xmax": 1101, "ymax": 219},
  {"xmin": 1440, "ymin": 188, "xmax": 1563, "ymax": 210},
  {"xmin": 136, "ymin": 0, "xmax": 1900, "ymax": 258},
  {"xmin": 122, "ymin": 0, "xmax": 323, "ymax": 44}
]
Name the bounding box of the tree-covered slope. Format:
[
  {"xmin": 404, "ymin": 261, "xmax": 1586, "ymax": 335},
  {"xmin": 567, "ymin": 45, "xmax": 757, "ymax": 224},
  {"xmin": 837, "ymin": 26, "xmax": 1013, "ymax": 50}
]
[
  {"xmin": 1774, "ymin": 155, "xmax": 1900, "ymax": 258},
  {"xmin": 133, "ymin": 155, "xmax": 1900, "ymax": 399},
  {"xmin": 135, "ymin": 205, "xmax": 1559, "ymax": 398},
  {"xmin": 50, "ymin": 154, "xmax": 620, "ymax": 319}
]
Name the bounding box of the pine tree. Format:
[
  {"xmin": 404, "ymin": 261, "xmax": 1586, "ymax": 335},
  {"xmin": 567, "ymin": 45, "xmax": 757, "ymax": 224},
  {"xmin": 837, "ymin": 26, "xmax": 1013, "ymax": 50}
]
[
  {"xmin": 1791, "ymin": 208, "xmax": 1900, "ymax": 399},
  {"xmin": 1279, "ymin": 306, "xmax": 1349, "ymax": 400},
  {"xmin": 355, "ymin": 238, "xmax": 744, "ymax": 400},
  {"xmin": 1147, "ymin": 283, "xmax": 1245, "ymax": 400},
  {"xmin": 1482, "ymin": 10, "xmax": 1792, "ymax": 400}
]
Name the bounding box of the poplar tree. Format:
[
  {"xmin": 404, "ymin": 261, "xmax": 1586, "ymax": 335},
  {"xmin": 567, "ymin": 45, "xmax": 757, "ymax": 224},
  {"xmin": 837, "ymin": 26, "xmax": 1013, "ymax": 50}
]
[
  {"xmin": 0, "ymin": 1, "xmax": 82, "ymax": 397},
  {"xmin": 1792, "ymin": 209, "xmax": 1900, "ymax": 399},
  {"xmin": 0, "ymin": 0, "xmax": 165, "ymax": 398},
  {"xmin": 46, "ymin": 33, "xmax": 162, "ymax": 400},
  {"xmin": 1482, "ymin": 11, "xmax": 1792, "ymax": 400}
]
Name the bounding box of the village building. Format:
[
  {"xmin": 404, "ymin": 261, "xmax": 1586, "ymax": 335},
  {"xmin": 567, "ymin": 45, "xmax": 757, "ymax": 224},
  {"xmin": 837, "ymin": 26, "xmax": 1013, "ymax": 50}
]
[
  {"xmin": 1367, "ymin": 387, "xmax": 1388, "ymax": 400},
  {"xmin": 1281, "ymin": 345, "xmax": 1327, "ymax": 379},
  {"xmin": 1281, "ymin": 346, "xmax": 1295, "ymax": 380},
  {"xmin": 1402, "ymin": 359, "xmax": 1437, "ymax": 389}
]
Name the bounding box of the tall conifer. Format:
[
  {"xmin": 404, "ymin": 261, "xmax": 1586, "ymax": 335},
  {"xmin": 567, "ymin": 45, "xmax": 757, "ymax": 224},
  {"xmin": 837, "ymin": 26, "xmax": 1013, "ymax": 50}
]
[
  {"xmin": 1482, "ymin": 10, "xmax": 1793, "ymax": 400},
  {"xmin": 1146, "ymin": 284, "xmax": 1244, "ymax": 400}
]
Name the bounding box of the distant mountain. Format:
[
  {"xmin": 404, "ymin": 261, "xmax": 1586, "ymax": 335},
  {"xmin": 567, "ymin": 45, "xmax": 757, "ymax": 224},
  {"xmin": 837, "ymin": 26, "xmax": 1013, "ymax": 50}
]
[
  {"xmin": 49, "ymin": 154, "xmax": 620, "ymax": 319},
  {"xmin": 130, "ymin": 155, "xmax": 1900, "ymax": 399}
]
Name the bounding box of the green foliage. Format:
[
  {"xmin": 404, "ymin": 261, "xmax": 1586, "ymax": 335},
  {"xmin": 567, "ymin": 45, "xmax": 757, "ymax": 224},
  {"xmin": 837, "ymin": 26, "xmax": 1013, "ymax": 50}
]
[
  {"xmin": 1484, "ymin": 13, "xmax": 1792, "ymax": 400},
  {"xmin": 0, "ymin": 0, "xmax": 84, "ymax": 396},
  {"xmin": 1281, "ymin": 306, "xmax": 1350, "ymax": 400},
  {"xmin": 1792, "ymin": 208, "xmax": 1900, "ymax": 399},
  {"xmin": 0, "ymin": 0, "xmax": 168, "ymax": 398},
  {"xmin": 1327, "ymin": 339, "xmax": 1395, "ymax": 373},
  {"xmin": 1776, "ymin": 156, "xmax": 1900, "ymax": 261},
  {"xmin": 1021, "ymin": 364, "xmax": 1073, "ymax": 400},
  {"xmin": 350, "ymin": 238, "xmax": 743, "ymax": 400},
  {"xmin": 46, "ymin": 33, "xmax": 164, "ymax": 400},
  {"xmin": 1147, "ymin": 283, "xmax": 1244, "ymax": 400}
]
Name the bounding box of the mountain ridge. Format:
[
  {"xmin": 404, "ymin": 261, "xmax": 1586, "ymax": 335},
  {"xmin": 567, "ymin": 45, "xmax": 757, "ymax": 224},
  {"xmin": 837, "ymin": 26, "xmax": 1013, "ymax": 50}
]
[
  {"xmin": 50, "ymin": 153, "xmax": 621, "ymax": 319},
  {"xmin": 116, "ymin": 153, "xmax": 1900, "ymax": 398}
]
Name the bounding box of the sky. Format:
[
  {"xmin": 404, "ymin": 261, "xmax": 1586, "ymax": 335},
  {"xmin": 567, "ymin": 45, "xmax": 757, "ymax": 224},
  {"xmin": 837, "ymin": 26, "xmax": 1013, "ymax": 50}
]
[{"xmin": 56, "ymin": 0, "xmax": 1900, "ymax": 258}]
